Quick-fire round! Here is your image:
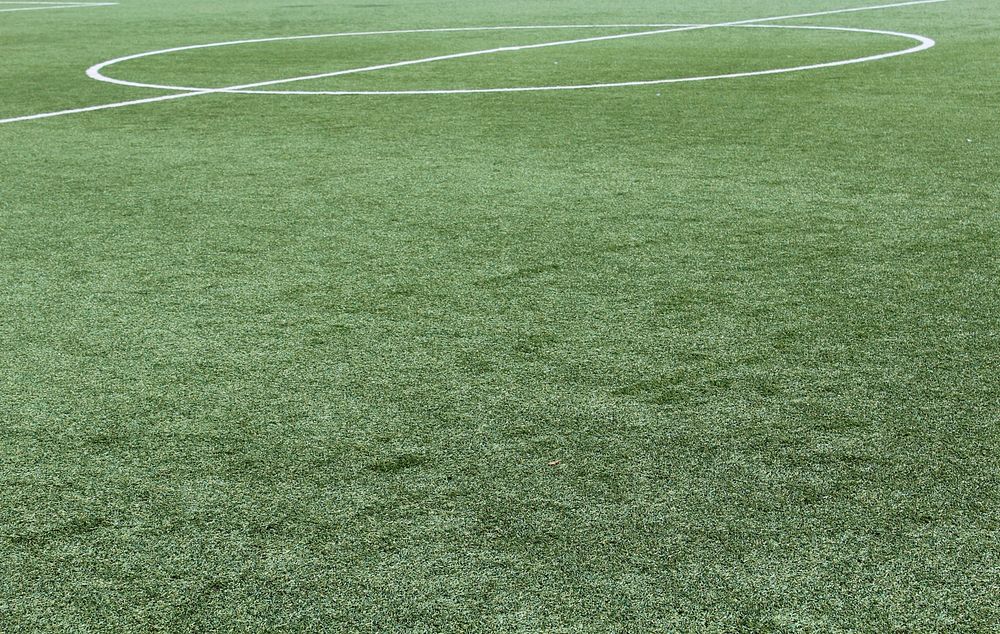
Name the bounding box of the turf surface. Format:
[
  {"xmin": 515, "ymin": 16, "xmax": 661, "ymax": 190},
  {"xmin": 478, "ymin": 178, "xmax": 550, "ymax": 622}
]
[{"xmin": 1, "ymin": 0, "xmax": 998, "ymax": 631}]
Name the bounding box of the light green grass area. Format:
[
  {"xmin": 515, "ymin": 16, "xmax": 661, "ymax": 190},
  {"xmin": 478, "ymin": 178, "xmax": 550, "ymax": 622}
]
[{"xmin": 1, "ymin": 0, "xmax": 997, "ymax": 631}]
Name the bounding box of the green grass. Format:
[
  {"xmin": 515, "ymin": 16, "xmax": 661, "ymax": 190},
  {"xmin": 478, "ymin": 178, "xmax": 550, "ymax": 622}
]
[{"xmin": 1, "ymin": 0, "xmax": 998, "ymax": 631}]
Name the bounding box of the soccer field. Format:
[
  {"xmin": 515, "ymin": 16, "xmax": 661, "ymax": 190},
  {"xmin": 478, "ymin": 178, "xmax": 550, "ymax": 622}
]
[{"xmin": 1, "ymin": 0, "xmax": 997, "ymax": 630}]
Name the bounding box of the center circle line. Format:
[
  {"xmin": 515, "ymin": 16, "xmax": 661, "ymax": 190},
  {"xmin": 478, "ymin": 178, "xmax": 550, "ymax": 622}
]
[{"xmin": 85, "ymin": 23, "xmax": 935, "ymax": 96}]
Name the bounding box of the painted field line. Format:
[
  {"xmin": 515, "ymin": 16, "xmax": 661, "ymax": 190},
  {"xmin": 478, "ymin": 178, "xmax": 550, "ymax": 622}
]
[
  {"xmin": 0, "ymin": 1, "xmax": 115, "ymax": 13},
  {"xmin": 209, "ymin": 26, "xmax": 936, "ymax": 96},
  {"xmin": 83, "ymin": 24, "xmax": 935, "ymax": 95},
  {"xmin": 87, "ymin": 0, "xmax": 950, "ymax": 93},
  {"xmin": 0, "ymin": 92, "xmax": 214, "ymax": 124},
  {"xmin": 0, "ymin": 0, "xmax": 949, "ymax": 125}
]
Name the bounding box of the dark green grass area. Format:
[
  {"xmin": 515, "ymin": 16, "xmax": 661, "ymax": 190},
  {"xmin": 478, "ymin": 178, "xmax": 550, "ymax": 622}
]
[{"xmin": 1, "ymin": 0, "xmax": 998, "ymax": 632}]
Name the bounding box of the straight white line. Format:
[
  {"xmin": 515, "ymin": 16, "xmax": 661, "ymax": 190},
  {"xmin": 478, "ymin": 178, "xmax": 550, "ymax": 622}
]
[
  {"xmin": 0, "ymin": 93, "xmax": 210, "ymax": 124},
  {"xmin": 82, "ymin": 24, "xmax": 693, "ymax": 91},
  {"xmin": 0, "ymin": 1, "xmax": 114, "ymax": 12},
  {"xmin": 85, "ymin": 0, "xmax": 950, "ymax": 93},
  {"xmin": 0, "ymin": 0, "xmax": 949, "ymax": 124},
  {"xmin": 0, "ymin": 5, "xmax": 114, "ymax": 12},
  {"xmin": 226, "ymin": 0, "xmax": 951, "ymax": 92},
  {"xmin": 222, "ymin": 25, "xmax": 936, "ymax": 95}
]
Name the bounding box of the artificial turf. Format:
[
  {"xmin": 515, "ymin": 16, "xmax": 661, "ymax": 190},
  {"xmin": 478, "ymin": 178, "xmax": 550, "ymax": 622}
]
[{"xmin": 1, "ymin": 0, "xmax": 997, "ymax": 631}]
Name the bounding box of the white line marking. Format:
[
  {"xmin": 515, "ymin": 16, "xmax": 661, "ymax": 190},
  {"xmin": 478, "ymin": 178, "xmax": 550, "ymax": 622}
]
[
  {"xmin": 86, "ymin": 0, "xmax": 949, "ymax": 92},
  {"xmin": 87, "ymin": 23, "xmax": 696, "ymax": 92},
  {"xmin": 0, "ymin": 1, "xmax": 114, "ymax": 13},
  {"xmin": 87, "ymin": 25, "xmax": 936, "ymax": 96},
  {"xmin": 222, "ymin": 26, "xmax": 938, "ymax": 96},
  {"xmin": 0, "ymin": 93, "xmax": 212, "ymax": 124},
  {"xmin": 0, "ymin": 0, "xmax": 948, "ymax": 124}
]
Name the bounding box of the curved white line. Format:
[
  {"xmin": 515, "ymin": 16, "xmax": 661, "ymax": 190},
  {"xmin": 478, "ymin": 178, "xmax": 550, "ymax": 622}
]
[
  {"xmin": 87, "ymin": 0, "xmax": 950, "ymax": 93},
  {"xmin": 86, "ymin": 25, "xmax": 934, "ymax": 96},
  {"xmin": 257, "ymin": 25, "xmax": 933, "ymax": 95},
  {"xmin": 84, "ymin": 24, "xmax": 695, "ymax": 92},
  {"xmin": 0, "ymin": 0, "xmax": 949, "ymax": 125}
]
